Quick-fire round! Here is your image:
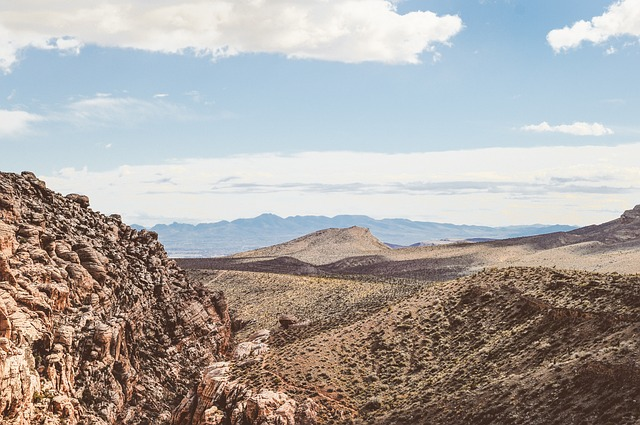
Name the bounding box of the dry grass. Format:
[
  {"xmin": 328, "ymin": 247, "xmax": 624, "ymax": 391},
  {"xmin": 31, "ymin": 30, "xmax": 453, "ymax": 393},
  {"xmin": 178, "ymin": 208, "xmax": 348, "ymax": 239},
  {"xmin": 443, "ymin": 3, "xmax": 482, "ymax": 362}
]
[
  {"xmin": 193, "ymin": 267, "xmax": 640, "ymax": 424},
  {"xmin": 191, "ymin": 269, "xmax": 426, "ymax": 342}
]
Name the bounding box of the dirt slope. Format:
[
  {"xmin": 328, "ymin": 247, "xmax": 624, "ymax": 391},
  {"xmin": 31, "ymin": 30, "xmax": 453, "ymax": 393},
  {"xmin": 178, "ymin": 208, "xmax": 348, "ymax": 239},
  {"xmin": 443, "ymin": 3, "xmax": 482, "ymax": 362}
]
[
  {"xmin": 184, "ymin": 205, "xmax": 640, "ymax": 424},
  {"xmin": 202, "ymin": 266, "xmax": 640, "ymax": 425}
]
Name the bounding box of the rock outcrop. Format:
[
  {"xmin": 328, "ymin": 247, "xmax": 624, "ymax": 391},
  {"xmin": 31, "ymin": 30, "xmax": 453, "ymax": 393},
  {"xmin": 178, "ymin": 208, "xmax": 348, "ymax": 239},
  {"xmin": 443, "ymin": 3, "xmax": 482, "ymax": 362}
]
[
  {"xmin": 0, "ymin": 171, "xmax": 231, "ymax": 424},
  {"xmin": 173, "ymin": 329, "xmax": 318, "ymax": 425},
  {"xmin": 567, "ymin": 203, "xmax": 640, "ymax": 244}
]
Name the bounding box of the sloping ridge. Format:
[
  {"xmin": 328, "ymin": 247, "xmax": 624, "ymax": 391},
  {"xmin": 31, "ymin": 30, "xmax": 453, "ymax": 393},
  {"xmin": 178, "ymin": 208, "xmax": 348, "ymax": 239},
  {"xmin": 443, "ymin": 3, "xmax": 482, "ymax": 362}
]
[
  {"xmin": 255, "ymin": 267, "xmax": 640, "ymax": 424},
  {"xmin": 231, "ymin": 226, "xmax": 390, "ymax": 265},
  {"xmin": 569, "ymin": 204, "xmax": 640, "ymax": 244},
  {"xmin": 490, "ymin": 204, "xmax": 640, "ymax": 250}
]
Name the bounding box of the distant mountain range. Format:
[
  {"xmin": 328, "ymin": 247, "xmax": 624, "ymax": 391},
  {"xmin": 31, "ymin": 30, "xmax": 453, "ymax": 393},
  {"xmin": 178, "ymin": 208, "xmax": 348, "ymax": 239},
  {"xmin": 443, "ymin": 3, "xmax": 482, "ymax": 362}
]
[{"xmin": 135, "ymin": 213, "xmax": 577, "ymax": 258}]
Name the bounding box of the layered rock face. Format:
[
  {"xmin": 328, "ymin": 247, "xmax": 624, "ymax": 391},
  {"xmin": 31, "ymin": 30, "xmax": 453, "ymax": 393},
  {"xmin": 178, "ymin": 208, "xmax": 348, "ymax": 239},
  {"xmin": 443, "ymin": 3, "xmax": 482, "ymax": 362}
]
[{"xmin": 0, "ymin": 171, "xmax": 231, "ymax": 424}]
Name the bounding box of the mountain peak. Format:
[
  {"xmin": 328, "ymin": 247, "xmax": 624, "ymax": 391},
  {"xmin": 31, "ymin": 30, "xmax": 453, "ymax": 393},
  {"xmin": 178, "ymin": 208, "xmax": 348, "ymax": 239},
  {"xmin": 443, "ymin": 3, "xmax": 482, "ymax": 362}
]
[
  {"xmin": 232, "ymin": 225, "xmax": 389, "ymax": 265},
  {"xmin": 621, "ymin": 205, "xmax": 640, "ymax": 221}
]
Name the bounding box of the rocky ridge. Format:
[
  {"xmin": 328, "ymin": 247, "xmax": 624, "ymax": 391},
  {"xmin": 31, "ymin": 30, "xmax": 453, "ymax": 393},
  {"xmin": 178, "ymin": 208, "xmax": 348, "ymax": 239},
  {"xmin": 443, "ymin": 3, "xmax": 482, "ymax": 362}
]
[{"xmin": 0, "ymin": 171, "xmax": 234, "ymax": 424}]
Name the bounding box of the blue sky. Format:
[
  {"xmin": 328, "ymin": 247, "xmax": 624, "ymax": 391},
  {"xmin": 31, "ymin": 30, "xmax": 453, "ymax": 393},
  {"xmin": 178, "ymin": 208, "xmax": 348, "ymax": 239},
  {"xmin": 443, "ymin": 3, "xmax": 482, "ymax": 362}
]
[{"xmin": 1, "ymin": 0, "xmax": 640, "ymax": 226}]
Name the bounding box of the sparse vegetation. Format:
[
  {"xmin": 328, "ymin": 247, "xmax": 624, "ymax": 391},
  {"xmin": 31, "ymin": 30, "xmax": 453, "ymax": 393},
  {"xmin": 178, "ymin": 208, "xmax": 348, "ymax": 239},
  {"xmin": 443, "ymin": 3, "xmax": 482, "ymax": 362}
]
[{"xmin": 192, "ymin": 266, "xmax": 640, "ymax": 424}]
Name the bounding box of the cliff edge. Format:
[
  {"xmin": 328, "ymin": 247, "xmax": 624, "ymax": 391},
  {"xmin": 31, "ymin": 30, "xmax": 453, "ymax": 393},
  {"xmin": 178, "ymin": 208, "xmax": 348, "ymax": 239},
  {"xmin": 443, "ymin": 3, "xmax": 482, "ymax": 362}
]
[{"xmin": 0, "ymin": 171, "xmax": 231, "ymax": 424}]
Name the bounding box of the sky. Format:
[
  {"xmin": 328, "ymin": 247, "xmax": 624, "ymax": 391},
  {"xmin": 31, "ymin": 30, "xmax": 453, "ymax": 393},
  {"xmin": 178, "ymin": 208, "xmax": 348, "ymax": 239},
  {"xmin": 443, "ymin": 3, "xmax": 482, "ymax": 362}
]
[{"xmin": 1, "ymin": 0, "xmax": 640, "ymax": 227}]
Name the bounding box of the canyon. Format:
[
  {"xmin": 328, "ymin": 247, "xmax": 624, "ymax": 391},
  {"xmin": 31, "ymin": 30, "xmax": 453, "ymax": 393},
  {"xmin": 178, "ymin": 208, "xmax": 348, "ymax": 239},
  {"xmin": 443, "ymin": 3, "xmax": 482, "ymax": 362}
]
[{"xmin": 2, "ymin": 170, "xmax": 640, "ymax": 424}]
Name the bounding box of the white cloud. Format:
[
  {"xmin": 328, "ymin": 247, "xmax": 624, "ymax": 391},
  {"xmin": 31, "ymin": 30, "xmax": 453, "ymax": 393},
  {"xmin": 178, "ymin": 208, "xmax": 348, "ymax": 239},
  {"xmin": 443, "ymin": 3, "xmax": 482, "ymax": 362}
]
[
  {"xmin": 52, "ymin": 37, "xmax": 83, "ymax": 55},
  {"xmin": 0, "ymin": 109, "xmax": 43, "ymax": 137},
  {"xmin": 547, "ymin": 0, "xmax": 640, "ymax": 52},
  {"xmin": 63, "ymin": 96, "xmax": 188, "ymax": 126},
  {"xmin": 0, "ymin": 1, "xmax": 463, "ymax": 73},
  {"xmin": 521, "ymin": 121, "xmax": 614, "ymax": 136},
  {"xmin": 2, "ymin": 95, "xmax": 208, "ymax": 133},
  {"xmin": 43, "ymin": 145, "xmax": 640, "ymax": 227}
]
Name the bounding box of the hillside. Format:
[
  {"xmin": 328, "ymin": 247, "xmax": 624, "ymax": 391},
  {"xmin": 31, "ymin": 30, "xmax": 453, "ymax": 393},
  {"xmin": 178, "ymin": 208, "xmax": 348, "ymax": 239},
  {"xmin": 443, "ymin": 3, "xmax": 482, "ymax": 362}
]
[
  {"xmin": 193, "ymin": 266, "xmax": 640, "ymax": 424},
  {"xmin": 1, "ymin": 172, "xmax": 316, "ymax": 425},
  {"xmin": 230, "ymin": 226, "xmax": 390, "ymax": 265},
  {"xmin": 183, "ymin": 203, "xmax": 640, "ymax": 423}
]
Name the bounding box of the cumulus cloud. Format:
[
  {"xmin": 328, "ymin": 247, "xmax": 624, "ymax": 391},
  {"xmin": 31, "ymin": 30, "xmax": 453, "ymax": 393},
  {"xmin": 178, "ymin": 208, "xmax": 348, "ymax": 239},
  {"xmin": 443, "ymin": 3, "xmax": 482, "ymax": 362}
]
[
  {"xmin": 0, "ymin": 1, "xmax": 463, "ymax": 73},
  {"xmin": 0, "ymin": 109, "xmax": 43, "ymax": 137},
  {"xmin": 521, "ymin": 121, "xmax": 614, "ymax": 136},
  {"xmin": 547, "ymin": 0, "xmax": 640, "ymax": 52},
  {"xmin": 43, "ymin": 145, "xmax": 640, "ymax": 226}
]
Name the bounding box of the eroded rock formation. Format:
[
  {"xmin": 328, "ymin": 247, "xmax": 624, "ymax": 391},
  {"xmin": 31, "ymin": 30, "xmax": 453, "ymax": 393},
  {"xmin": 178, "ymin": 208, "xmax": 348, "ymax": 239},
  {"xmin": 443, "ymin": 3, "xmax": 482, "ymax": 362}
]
[
  {"xmin": 0, "ymin": 171, "xmax": 231, "ymax": 424},
  {"xmin": 173, "ymin": 329, "xmax": 318, "ymax": 425}
]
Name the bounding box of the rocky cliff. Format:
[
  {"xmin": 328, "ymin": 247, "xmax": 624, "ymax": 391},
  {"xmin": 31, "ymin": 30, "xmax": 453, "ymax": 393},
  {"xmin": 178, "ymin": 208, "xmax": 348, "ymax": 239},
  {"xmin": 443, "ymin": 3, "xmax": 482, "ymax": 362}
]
[{"xmin": 0, "ymin": 171, "xmax": 232, "ymax": 424}]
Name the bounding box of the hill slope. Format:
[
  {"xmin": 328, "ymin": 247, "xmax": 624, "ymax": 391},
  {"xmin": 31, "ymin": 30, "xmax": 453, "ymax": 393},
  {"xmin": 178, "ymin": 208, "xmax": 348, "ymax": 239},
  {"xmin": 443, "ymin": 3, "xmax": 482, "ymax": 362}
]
[
  {"xmin": 194, "ymin": 266, "xmax": 640, "ymax": 424},
  {"xmin": 230, "ymin": 226, "xmax": 390, "ymax": 265},
  {"xmin": 183, "ymin": 203, "xmax": 640, "ymax": 423}
]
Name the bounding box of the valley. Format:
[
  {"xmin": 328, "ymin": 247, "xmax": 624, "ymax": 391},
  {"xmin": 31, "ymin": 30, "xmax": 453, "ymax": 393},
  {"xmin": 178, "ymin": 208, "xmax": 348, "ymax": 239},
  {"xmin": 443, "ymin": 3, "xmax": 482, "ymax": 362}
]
[
  {"xmin": 181, "ymin": 205, "xmax": 640, "ymax": 424},
  {"xmin": 2, "ymin": 171, "xmax": 640, "ymax": 424}
]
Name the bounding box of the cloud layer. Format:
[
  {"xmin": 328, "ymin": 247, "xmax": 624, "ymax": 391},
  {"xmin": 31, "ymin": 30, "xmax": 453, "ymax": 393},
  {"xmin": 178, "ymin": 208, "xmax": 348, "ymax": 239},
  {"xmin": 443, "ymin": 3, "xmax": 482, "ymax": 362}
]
[
  {"xmin": 0, "ymin": 1, "xmax": 463, "ymax": 72},
  {"xmin": 43, "ymin": 145, "xmax": 640, "ymax": 227},
  {"xmin": 548, "ymin": 0, "xmax": 640, "ymax": 52},
  {"xmin": 521, "ymin": 121, "xmax": 614, "ymax": 136}
]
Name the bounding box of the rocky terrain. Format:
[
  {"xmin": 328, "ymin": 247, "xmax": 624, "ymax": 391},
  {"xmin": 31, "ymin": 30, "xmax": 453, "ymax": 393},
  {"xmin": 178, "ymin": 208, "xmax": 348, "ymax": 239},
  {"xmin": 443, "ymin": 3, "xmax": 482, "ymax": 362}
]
[
  {"xmin": 4, "ymin": 169, "xmax": 640, "ymax": 425},
  {"xmin": 0, "ymin": 171, "xmax": 315, "ymax": 425}
]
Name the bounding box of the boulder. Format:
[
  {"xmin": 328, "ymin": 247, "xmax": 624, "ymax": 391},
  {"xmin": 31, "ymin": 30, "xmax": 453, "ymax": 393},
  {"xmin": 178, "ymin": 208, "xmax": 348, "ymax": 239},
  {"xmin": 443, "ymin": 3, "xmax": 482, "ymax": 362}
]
[
  {"xmin": 65, "ymin": 193, "xmax": 90, "ymax": 208},
  {"xmin": 279, "ymin": 314, "xmax": 299, "ymax": 329}
]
